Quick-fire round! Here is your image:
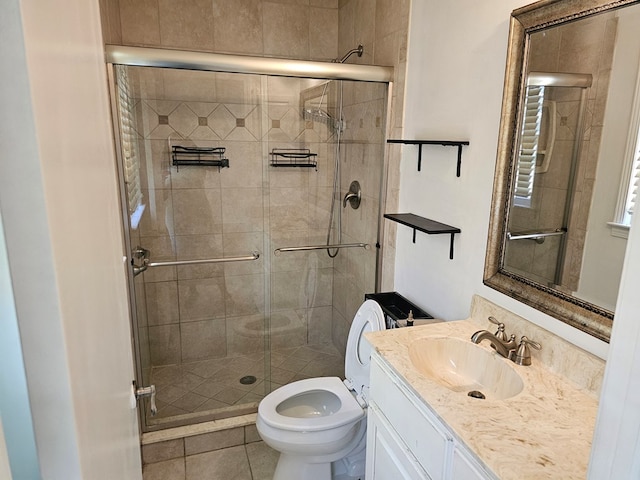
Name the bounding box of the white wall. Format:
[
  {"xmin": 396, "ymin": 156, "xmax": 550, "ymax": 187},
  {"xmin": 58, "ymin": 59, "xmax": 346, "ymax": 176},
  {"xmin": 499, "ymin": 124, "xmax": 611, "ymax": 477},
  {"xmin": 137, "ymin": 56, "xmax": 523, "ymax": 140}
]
[
  {"xmin": 398, "ymin": 0, "xmax": 608, "ymax": 359},
  {"xmin": 0, "ymin": 212, "xmax": 40, "ymax": 478},
  {"xmin": 578, "ymin": 8, "xmax": 640, "ymax": 310},
  {"xmin": 402, "ymin": 0, "xmax": 640, "ymax": 476},
  {"xmin": 0, "ymin": 0, "xmax": 142, "ymax": 478}
]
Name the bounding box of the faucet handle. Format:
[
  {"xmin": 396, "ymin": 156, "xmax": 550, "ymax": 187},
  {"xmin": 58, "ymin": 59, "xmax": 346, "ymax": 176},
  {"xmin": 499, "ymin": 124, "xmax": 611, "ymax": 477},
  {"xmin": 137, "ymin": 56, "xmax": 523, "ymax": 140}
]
[
  {"xmin": 488, "ymin": 316, "xmax": 507, "ymax": 341},
  {"xmin": 513, "ymin": 336, "xmax": 541, "ymax": 366}
]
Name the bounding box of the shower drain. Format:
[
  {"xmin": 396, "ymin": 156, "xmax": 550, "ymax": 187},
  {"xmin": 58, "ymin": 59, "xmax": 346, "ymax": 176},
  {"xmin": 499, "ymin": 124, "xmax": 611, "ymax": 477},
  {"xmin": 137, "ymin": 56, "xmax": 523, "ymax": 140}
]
[{"xmin": 239, "ymin": 375, "xmax": 257, "ymax": 385}]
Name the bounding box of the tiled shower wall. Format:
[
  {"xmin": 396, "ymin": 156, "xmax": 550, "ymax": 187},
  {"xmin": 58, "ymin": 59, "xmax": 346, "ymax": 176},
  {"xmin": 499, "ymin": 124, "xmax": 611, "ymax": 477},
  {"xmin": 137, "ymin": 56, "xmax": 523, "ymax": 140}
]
[
  {"xmin": 100, "ymin": 0, "xmax": 410, "ymax": 358},
  {"xmin": 125, "ymin": 66, "xmax": 347, "ymax": 368},
  {"xmin": 506, "ymin": 12, "xmax": 616, "ymax": 289}
]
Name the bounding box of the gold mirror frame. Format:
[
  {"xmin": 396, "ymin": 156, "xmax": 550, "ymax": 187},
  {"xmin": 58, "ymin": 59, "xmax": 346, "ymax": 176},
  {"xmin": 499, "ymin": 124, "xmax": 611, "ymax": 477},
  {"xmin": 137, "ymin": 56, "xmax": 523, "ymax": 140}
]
[{"xmin": 484, "ymin": 0, "xmax": 640, "ymax": 343}]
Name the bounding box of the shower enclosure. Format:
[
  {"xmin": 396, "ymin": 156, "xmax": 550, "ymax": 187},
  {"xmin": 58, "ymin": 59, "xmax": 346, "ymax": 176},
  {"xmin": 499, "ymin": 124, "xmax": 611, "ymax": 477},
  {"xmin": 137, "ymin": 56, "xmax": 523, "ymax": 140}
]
[
  {"xmin": 107, "ymin": 46, "xmax": 392, "ymax": 431},
  {"xmin": 505, "ymin": 71, "xmax": 592, "ymax": 290}
]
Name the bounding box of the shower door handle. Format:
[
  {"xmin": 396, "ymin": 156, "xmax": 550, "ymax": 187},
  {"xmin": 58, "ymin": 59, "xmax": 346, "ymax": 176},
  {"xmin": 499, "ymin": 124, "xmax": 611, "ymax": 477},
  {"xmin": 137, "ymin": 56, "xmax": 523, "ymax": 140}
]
[
  {"xmin": 135, "ymin": 384, "xmax": 157, "ymax": 416},
  {"xmin": 131, "ymin": 246, "xmax": 150, "ymax": 277}
]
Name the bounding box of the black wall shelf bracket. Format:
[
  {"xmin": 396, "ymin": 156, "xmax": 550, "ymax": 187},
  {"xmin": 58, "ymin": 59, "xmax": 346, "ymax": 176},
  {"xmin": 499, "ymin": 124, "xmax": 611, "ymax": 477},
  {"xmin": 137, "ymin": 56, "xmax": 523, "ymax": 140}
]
[
  {"xmin": 387, "ymin": 139, "xmax": 469, "ymax": 176},
  {"xmin": 384, "ymin": 213, "xmax": 460, "ymax": 260}
]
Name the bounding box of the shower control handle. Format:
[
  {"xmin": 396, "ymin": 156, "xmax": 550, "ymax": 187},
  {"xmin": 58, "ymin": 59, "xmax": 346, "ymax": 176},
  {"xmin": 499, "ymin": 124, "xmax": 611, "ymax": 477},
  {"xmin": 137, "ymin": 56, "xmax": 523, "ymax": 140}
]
[
  {"xmin": 135, "ymin": 384, "xmax": 157, "ymax": 416},
  {"xmin": 343, "ymin": 180, "xmax": 362, "ymax": 209}
]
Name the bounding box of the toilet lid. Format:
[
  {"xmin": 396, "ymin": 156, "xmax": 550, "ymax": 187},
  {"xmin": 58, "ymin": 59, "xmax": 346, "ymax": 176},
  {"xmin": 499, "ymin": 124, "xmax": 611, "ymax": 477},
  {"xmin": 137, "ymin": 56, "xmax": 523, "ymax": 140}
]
[{"xmin": 344, "ymin": 300, "xmax": 385, "ymax": 398}]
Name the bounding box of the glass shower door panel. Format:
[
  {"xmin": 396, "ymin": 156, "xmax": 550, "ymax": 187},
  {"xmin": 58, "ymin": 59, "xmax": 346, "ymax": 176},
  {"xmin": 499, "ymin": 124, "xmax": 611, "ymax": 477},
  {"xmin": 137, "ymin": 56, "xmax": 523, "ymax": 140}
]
[
  {"xmin": 114, "ymin": 64, "xmax": 268, "ymax": 430},
  {"xmin": 264, "ymin": 77, "xmax": 388, "ymax": 388}
]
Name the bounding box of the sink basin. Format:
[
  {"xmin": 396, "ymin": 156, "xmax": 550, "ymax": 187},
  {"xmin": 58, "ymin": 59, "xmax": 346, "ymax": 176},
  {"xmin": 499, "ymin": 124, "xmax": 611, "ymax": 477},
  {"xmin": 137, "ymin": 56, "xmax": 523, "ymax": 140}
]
[{"xmin": 408, "ymin": 337, "xmax": 524, "ymax": 400}]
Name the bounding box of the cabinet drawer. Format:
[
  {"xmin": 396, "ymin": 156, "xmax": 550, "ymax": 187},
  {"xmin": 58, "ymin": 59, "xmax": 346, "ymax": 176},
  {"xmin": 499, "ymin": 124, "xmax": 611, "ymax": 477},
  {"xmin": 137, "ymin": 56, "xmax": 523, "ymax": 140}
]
[{"xmin": 370, "ymin": 357, "xmax": 450, "ymax": 479}]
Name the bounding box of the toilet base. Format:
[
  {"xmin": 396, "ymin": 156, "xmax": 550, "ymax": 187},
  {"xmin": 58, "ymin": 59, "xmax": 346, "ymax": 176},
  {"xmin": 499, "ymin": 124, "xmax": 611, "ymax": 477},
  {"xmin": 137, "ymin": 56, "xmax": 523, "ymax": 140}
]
[{"xmin": 273, "ymin": 454, "xmax": 331, "ymax": 480}]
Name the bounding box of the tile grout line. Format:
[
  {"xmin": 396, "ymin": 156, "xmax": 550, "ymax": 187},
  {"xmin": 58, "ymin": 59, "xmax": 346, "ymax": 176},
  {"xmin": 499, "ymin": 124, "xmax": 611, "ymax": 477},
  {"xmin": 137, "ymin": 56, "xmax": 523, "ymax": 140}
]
[{"xmin": 244, "ymin": 444, "xmax": 255, "ymax": 480}]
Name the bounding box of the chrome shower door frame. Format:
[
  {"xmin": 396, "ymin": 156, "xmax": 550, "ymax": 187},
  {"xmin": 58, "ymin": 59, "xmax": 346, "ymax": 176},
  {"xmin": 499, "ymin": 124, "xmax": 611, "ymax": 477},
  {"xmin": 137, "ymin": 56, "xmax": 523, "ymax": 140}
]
[{"xmin": 106, "ymin": 46, "xmax": 394, "ymax": 432}]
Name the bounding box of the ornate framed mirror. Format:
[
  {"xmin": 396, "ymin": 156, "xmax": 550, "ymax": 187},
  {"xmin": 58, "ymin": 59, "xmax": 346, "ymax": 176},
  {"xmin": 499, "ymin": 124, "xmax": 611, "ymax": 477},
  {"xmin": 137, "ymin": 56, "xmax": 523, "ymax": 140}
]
[{"xmin": 485, "ymin": 0, "xmax": 640, "ymax": 342}]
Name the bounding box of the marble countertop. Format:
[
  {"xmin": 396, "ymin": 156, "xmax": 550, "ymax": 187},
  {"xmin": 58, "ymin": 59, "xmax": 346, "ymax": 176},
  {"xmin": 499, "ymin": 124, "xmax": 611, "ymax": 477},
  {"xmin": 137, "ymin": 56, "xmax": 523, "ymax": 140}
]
[{"xmin": 365, "ymin": 319, "xmax": 599, "ymax": 479}]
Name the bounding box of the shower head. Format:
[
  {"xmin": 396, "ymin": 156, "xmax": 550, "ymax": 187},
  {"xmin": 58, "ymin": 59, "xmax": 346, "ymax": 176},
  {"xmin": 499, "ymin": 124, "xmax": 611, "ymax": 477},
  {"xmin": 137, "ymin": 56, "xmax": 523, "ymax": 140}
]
[
  {"xmin": 303, "ymin": 107, "xmax": 333, "ymax": 123},
  {"xmin": 303, "ymin": 107, "xmax": 343, "ymax": 132},
  {"xmin": 335, "ymin": 45, "xmax": 364, "ymax": 64}
]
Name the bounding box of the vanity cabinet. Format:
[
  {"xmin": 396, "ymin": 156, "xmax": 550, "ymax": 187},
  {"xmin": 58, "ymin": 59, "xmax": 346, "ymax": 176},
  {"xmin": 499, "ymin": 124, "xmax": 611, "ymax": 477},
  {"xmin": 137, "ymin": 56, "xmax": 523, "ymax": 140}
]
[{"xmin": 366, "ymin": 352, "xmax": 495, "ymax": 480}]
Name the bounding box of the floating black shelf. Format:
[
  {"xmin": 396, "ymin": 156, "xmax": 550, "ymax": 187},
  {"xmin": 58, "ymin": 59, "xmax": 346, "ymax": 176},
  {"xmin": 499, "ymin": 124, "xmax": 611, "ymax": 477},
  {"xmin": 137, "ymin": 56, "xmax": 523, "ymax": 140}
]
[
  {"xmin": 384, "ymin": 213, "xmax": 461, "ymax": 260},
  {"xmin": 387, "ymin": 139, "xmax": 469, "ymax": 176}
]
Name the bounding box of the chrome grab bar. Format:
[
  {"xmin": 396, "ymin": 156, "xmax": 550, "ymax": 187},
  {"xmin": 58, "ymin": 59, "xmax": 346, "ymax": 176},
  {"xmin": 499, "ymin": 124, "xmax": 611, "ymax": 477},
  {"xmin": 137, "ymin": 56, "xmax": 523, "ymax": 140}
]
[
  {"xmin": 506, "ymin": 229, "xmax": 566, "ymax": 241},
  {"xmin": 131, "ymin": 246, "xmax": 259, "ymax": 276},
  {"xmin": 149, "ymin": 252, "xmax": 260, "ymax": 267},
  {"xmin": 274, "ymin": 243, "xmax": 370, "ymax": 256}
]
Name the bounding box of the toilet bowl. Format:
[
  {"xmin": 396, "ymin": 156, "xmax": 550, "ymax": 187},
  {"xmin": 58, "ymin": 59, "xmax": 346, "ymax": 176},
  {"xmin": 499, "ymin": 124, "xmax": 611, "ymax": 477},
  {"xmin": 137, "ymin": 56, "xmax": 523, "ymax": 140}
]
[{"xmin": 256, "ymin": 300, "xmax": 385, "ymax": 480}]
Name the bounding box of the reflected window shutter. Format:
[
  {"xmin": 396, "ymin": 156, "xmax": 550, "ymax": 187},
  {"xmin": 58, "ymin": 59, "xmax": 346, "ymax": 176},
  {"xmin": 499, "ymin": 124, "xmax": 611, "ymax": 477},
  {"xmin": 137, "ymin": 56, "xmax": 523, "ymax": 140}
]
[
  {"xmin": 625, "ymin": 143, "xmax": 640, "ymax": 221},
  {"xmin": 515, "ymin": 86, "xmax": 544, "ymax": 200},
  {"xmin": 116, "ymin": 66, "xmax": 143, "ymax": 218}
]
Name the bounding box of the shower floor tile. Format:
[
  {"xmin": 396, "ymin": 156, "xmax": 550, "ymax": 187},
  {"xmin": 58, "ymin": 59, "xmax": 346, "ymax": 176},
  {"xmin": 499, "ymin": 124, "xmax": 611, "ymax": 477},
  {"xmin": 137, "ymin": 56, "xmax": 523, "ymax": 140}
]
[{"xmin": 148, "ymin": 343, "xmax": 344, "ymax": 422}]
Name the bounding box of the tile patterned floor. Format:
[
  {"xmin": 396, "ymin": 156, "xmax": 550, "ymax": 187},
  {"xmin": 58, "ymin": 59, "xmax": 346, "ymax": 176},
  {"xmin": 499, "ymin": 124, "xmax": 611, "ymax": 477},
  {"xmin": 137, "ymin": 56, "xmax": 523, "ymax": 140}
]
[
  {"xmin": 149, "ymin": 343, "xmax": 345, "ymax": 423},
  {"xmin": 142, "ymin": 441, "xmax": 278, "ymax": 480}
]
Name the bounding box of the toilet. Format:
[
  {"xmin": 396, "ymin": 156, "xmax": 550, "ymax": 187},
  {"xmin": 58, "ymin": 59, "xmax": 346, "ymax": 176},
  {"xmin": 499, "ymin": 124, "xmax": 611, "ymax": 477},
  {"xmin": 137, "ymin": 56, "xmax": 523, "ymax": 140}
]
[{"xmin": 256, "ymin": 300, "xmax": 385, "ymax": 480}]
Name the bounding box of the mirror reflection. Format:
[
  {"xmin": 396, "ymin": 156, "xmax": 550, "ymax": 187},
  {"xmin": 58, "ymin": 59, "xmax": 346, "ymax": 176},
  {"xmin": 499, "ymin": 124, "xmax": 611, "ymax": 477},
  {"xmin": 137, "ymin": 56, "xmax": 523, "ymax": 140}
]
[{"xmin": 503, "ymin": 4, "xmax": 640, "ymax": 313}]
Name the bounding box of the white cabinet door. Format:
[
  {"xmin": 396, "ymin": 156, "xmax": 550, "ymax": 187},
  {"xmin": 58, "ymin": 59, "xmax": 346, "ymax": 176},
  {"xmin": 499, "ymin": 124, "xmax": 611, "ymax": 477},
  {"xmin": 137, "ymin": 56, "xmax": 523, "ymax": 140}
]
[
  {"xmin": 367, "ymin": 405, "xmax": 431, "ymax": 480},
  {"xmin": 370, "ymin": 356, "xmax": 451, "ymax": 478},
  {"xmin": 451, "ymin": 446, "xmax": 491, "ymax": 480}
]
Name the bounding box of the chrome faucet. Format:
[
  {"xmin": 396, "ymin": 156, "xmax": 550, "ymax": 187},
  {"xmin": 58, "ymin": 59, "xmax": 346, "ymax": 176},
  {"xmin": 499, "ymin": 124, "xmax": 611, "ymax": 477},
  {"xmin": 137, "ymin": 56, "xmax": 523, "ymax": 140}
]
[{"xmin": 471, "ymin": 330, "xmax": 518, "ymax": 360}]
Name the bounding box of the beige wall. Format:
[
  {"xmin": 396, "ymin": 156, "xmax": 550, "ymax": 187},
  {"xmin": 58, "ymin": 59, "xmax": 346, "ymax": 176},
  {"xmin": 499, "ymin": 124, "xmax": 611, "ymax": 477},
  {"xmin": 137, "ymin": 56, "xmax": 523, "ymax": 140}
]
[{"xmin": 100, "ymin": 0, "xmax": 338, "ymax": 61}]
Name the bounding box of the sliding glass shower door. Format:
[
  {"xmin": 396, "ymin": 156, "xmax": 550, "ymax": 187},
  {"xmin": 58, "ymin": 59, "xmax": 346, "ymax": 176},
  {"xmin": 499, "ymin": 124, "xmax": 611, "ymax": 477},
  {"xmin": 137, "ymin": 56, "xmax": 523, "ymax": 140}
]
[{"xmin": 110, "ymin": 61, "xmax": 388, "ymax": 432}]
